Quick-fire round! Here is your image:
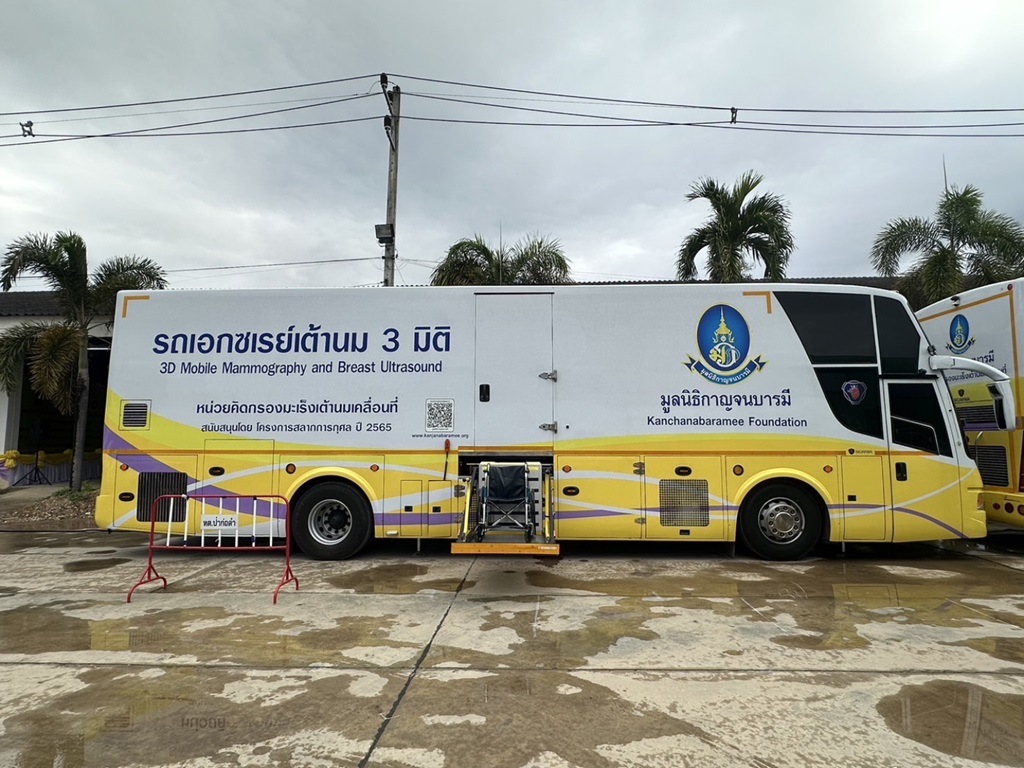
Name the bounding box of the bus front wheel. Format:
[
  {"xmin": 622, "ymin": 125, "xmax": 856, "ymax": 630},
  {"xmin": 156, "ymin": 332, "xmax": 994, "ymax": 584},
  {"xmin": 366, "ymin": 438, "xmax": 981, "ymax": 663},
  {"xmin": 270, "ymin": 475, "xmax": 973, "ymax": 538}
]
[
  {"xmin": 739, "ymin": 483, "xmax": 822, "ymax": 561},
  {"xmin": 291, "ymin": 482, "xmax": 372, "ymax": 560}
]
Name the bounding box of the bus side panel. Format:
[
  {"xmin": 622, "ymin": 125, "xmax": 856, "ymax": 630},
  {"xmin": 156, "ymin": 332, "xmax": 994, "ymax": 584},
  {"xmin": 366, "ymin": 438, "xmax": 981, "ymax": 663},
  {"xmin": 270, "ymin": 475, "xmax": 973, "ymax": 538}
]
[
  {"xmin": 919, "ymin": 282, "xmax": 1024, "ymax": 529},
  {"xmin": 553, "ymin": 455, "xmax": 643, "ymax": 540}
]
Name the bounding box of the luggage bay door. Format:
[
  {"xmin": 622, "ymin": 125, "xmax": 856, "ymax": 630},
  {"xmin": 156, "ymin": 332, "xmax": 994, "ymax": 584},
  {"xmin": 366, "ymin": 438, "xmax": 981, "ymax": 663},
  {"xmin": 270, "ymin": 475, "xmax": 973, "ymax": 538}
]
[{"xmin": 474, "ymin": 293, "xmax": 555, "ymax": 449}]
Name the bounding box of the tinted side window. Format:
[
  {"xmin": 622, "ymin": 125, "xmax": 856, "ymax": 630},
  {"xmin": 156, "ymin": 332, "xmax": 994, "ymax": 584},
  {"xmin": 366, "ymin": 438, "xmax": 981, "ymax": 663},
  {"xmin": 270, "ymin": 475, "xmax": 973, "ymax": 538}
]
[
  {"xmin": 776, "ymin": 292, "xmax": 876, "ymax": 364},
  {"xmin": 875, "ymin": 296, "xmax": 922, "ymax": 374},
  {"xmin": 815, "ymin": 368, "xmax": 883, "ymax": 439},
  {"xmin": 888, "ymin": 382, "xmax": 952, "ymax": 456}
]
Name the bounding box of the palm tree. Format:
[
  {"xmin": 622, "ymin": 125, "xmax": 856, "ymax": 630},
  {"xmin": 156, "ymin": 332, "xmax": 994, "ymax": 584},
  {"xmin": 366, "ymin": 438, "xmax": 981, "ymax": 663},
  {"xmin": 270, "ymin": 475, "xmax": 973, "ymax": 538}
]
[
  {"xmin": 676, "ymin": 171, "xmax": 795, "ymax": 282},
  {"xmin": 0, "ymin": 232, "xmax": 168, "ymax": 490},
  {"xmin": 871, "ymin": 185, "xmax": 1024, "ymax": 306},
  {"xmin": 431, "ymin": 234, "xmax": 572, "ymax": 286}
]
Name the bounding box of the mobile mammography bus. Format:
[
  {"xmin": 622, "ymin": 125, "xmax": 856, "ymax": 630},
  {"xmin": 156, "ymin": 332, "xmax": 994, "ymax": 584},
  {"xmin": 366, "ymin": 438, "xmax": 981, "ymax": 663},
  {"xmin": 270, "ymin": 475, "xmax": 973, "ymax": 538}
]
[
  {"xmin": 919, "ymin": 280, "xmax": 1024, "ymax": 529},
  {"xmin": 96, "ymin": 283, "xmax": 1010, "ymax": 560}
]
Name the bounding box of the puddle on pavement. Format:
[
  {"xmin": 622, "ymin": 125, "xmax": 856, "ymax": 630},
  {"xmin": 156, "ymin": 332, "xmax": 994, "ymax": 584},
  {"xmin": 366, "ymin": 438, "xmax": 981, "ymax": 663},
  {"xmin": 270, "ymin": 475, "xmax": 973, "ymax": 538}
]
[
  {"xmin": 387, "ymin": 669, "xmax": 717, "ymax": 768},
  {"xmin": 0, "ymin": 665, "xmax": 403, "ymax": 768},
  {"xmin": 63, "ymin": 558, "xmax": 133, "ymax": 573},
  {"xmin": 326, "ymin": 562, "xmax": 469, "ymax": 593},
  {"xmin": 0, "ymin": 603, "xmax": 93, "ymax": 654},
  {"xmin": 0, "ymin": 530, "xmax": 149, "ymax": 555},
  {"xmin": 0, "ymin": 601, "xmax": 429, "ymax": 667},
  {"xmin": 878, "ymin": 680, "xmax": 1024, "ymax": 765},
  {"xmin": 431, "ymin": 595, "xmax": 661, "ymax": 668},
  {"xmin": 951, "ymin": 638, "xmax": 1024, "ymax": 666}
]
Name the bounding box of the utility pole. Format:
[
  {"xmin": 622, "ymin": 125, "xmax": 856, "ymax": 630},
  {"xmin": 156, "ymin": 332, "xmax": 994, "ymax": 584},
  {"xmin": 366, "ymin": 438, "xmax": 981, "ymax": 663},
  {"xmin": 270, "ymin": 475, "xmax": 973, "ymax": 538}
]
[{"xmin": 376, "ymin": 73, "xmax": 401, "ymax": 286}]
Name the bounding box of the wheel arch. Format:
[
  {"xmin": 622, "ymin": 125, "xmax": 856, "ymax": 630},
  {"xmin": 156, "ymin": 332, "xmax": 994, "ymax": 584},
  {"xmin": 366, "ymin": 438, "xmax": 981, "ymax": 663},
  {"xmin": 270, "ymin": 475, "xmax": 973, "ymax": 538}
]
[
  {"xmin": 283, "ymin": 468, "xmax": 379, "ymax": 526},
  {"xmin": 734, "ymin": 471, "xmax": 832, "ymax": 542}
]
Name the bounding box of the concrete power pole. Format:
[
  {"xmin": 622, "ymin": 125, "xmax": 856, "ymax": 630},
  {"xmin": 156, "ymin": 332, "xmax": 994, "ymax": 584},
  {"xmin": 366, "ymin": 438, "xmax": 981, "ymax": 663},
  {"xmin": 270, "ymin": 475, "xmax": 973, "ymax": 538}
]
[{"xmin": 377, "ymin": 74, "xmax": 401, "ymax": 287}]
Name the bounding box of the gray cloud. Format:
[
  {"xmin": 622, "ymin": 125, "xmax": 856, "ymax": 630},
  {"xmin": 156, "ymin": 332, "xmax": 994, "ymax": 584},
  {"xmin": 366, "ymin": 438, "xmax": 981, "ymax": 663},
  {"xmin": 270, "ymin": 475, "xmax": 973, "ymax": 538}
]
[{"xmin": 3, "ymin": 0, "xmax": 1023, "ymax": 290}]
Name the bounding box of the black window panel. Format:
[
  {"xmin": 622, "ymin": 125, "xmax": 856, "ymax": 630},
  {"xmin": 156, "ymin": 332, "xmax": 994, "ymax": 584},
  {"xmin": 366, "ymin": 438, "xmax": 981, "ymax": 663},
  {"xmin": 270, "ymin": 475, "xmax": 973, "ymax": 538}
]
[
  {"xmin": 776, "ymin": 292, "xmax": 876, "ymax": 364},
  {"xmin": 875, "ymin": 296, "xmax": 922, "ymax": 374},
  {"xmin": 887, "ymin": 382, "xmax": 952, "ymax": 457},
  {"xmin": 815, "ymin": 368, "xmax": 883, "ymax": 440}
]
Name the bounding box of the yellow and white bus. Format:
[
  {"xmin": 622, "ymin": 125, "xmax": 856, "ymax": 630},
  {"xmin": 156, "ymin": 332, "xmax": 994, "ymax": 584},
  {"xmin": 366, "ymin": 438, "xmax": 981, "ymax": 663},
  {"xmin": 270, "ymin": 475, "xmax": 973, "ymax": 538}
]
[
  {"xmin": 96, "ymin": 283, "xmax": 1012, "ymax": 560},
  {"xmin": 919, "ymin": 280, "xmax": 1024, "ymax": 529}
]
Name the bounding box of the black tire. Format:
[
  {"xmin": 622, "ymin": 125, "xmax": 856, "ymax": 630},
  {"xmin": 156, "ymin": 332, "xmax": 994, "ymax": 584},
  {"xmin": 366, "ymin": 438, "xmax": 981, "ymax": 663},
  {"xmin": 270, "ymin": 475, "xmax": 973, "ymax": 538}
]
[
  {"xmin": 291, "ymin": 482, "xmax": 372, "ymax": 560},
  {"xmin": 738, "ymin": 483, "xmax": 822, "ymax": 561}
]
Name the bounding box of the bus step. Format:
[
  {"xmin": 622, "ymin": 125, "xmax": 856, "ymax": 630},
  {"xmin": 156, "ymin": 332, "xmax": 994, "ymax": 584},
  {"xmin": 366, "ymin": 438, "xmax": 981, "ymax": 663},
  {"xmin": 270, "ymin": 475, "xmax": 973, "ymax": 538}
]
[{"xmin": 451, "ymin": 539, "xmax": 560, "ymax": 556}]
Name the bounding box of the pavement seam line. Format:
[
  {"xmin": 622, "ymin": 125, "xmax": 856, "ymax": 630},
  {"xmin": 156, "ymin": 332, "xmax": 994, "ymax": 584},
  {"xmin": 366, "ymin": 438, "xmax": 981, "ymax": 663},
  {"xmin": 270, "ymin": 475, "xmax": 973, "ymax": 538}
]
[{"xmin": 358, "ymin": 555, "xmax": 476, "ymax": 768}]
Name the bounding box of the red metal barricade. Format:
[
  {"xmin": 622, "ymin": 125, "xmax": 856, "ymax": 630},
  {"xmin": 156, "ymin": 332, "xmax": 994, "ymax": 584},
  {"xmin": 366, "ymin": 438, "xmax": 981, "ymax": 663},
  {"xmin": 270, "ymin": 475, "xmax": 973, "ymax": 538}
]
[{"xmin": 127, "ymin": 493, "xmax": 299, "ymax": 604}]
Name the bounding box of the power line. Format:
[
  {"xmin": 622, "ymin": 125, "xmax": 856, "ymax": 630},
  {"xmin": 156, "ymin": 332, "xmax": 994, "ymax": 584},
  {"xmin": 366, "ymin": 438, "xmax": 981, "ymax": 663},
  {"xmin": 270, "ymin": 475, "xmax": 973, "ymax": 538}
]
[
  {"xmin": 166, "ymin": 257, "xmax": 377, "ymax": 274},
  {"xmin": 403, "ymin": 114, "xmax": 1024, "ymax": 137},
  {"xmin": 0, "ymin": 114, "xmax": 382, "ymax": 148},
  {"xmin": 0, "ymin": 73, "xmax": 379, "ymax": 117},
  {"xmin": 24, "ymin": 92, "xmax": 370, "ymax": 125},
  {"xmin": 405, "ymin": 92, "xmax": 1024, "ymax": 134},
  {"xmin": 392, "ymin": 72, "xmax": 1024, "ymax": 115},
  {"xmin": 8, "ymin": 256, "xmax": 379, "ymax": 280},
  {"xmin": 406, "ymin": 92, "xmax": 685, "ymax": 125},
  {"xmin": 3, "ymin": 94, "xmax": 376, "ymax": 147}
]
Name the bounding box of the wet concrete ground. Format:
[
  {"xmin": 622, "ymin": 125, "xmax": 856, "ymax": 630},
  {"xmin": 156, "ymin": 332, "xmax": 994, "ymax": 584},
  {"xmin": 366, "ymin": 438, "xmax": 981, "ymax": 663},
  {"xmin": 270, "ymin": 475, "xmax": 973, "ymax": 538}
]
[{"xmin": 0, "ymin": 532, "xmax": 1023, "ymax": 767}]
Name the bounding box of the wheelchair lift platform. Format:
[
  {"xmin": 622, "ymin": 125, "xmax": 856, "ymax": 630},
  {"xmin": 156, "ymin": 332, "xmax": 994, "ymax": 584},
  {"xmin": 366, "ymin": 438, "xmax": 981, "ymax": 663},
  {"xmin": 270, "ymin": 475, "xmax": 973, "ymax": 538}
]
[{"xmin": 451, "ymin": 461, "xmax": 560, "ymax": 556}]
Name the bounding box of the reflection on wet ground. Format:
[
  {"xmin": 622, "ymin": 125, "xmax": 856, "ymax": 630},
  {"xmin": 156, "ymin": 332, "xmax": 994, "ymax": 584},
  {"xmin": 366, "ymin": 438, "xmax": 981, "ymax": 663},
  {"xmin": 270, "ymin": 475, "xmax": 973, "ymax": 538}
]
[
  {"xmin": 0, "ymin": 532, "xmax": 1022, "ymax": 766},
  {"xmin": 878, "ymin": 680, "xmax": 1024, "ymax": 765}
]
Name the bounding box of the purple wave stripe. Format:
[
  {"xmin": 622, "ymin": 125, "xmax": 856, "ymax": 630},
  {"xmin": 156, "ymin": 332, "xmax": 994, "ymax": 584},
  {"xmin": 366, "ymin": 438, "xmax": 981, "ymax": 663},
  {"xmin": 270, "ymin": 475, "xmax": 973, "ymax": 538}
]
[
  {"xmin": 103, "ymin": 428, "xmax": 286, "ymax": 521},
  {"xmin": 555, "ymin": 509, "xmax": 632, "ymax": 520},
  {"xmin": 828, "ymin": 500, "xmax": 966, "ymax": 538},
  {"xmin": 893, "ymin": 506, "xmax": 966, "ymax": 538}
]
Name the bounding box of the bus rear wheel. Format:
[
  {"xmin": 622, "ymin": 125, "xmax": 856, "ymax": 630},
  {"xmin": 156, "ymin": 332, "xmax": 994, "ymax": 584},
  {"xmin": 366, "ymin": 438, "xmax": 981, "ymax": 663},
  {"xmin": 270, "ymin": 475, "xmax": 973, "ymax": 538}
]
[
  {"xmin": 291, "ymin": 482, "xmax": 372, "ymax": 560},
  {"xmin": 739, "ymin": 484, "xmax": 821, "ymax": 561}
]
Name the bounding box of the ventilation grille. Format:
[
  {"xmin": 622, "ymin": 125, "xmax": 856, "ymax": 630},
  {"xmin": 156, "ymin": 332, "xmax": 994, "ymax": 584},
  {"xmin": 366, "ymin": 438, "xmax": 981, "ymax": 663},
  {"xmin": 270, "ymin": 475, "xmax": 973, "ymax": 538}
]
[
  {"xmin": 956, "ymin": 403, "xmax": 1000, "ymax": 430},
  {"xmin": 973, "ymin": 445, "xmax": 1010, "ymax": 488},
  {"xmin": 659, "ymin": 479, "xmax": 710, "ymax": 527},
  {"xmin": 136, "ymin": 472, "xmax": 188, "ymax": 522},
  {"xmin": 121, "ymin": 401, "xmax": 150, "ymax": 429}
]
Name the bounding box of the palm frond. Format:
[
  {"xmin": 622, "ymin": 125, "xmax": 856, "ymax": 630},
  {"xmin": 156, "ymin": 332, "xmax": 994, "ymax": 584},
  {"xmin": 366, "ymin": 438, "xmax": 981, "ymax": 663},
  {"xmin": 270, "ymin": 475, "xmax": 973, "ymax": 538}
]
[
  {"xmin": 916, "ymin": 245, "xmax": 963, "ymax": 305},
  {"xmin": 508, "ymin": 234, "xmax": 572, "ymax": 285},
  {"xmin": 431, "ymin": 236, "xmax": 497, "ymax": 286},
  {"xmin": 869, "ymin": 217, "xmax": 940, "ymax": 276},
  {"xmin": 27, "ymin": 323, "xmax": 84, "ymax": 415},
  {"xmin": 89, "ymin": 255, "xmax": 169, "ymax": 316},
  {"xmin": 0, "ymin": 322, "xmax": 51, "ymax": 392},
  {"xmin": 732, "ymin": 171, "xmax": 765, "ymax": 207},
  {"xmin": 676, "ymin": 227, "xmax": 711, "ymax": 280},
  {"xmin": 2, "ymin": 233, "xmax": 57, "ymax": 292},
  {"xmin": 679, "ymin": 171, "xmax": 793, "ymax": 282}
]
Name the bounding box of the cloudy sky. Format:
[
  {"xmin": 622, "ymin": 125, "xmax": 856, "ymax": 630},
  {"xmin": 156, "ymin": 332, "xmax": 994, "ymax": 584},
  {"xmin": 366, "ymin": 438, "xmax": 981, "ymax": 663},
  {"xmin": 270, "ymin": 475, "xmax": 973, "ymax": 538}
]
[{"xmin": 3, "ymin": 1, "xmax": 1023, "ymax": 291}]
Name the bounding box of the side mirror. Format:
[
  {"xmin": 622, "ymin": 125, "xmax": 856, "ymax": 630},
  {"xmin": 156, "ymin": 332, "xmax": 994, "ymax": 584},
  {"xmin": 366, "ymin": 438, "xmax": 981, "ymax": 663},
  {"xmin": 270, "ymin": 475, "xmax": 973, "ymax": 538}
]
[{"xmin": 987, "ymin": 381, "xmax": 1015, "ymax": 430}]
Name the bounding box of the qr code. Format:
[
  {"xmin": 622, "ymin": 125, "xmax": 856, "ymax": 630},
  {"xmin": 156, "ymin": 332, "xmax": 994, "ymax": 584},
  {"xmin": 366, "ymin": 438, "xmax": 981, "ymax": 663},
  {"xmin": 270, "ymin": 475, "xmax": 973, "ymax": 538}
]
[{"xmin": 425, "ymin": 399, "xmax": 455, "ymax": 432}]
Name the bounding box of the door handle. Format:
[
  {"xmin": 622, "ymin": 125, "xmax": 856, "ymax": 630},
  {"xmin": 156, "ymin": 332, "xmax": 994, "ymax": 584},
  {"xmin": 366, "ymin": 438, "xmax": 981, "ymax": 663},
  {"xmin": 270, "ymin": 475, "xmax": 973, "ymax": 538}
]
[
  {"xmin": 479, "ymin": 384, "xmax": 490, "ymax": 402},
  {"xmin": 895, "ymin": 462, "xmax": 907, "ymax": 482}
]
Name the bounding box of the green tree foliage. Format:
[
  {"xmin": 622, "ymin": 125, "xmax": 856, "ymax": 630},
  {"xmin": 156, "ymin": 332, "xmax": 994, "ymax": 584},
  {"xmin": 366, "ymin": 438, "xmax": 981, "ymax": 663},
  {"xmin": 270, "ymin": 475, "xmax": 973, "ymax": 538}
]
[
  {"xmin": 676, "ymin": 171, "xmax": 795, "ymax": 282},
  {"xmin": 0, "ymin": 232, "xmax": 168, "ymax": 489},
  {"xmin": 871, "ymin": 185, "xmax": 1024, "ymax": 307},
  {"xmin": 431, "ymin": 234, "xmax": 572, "ymax": 286}
]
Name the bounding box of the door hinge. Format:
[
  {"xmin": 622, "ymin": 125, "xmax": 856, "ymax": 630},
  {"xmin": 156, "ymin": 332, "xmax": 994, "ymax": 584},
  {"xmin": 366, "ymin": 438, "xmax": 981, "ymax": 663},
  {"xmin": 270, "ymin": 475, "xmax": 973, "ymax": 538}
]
[
  {"xmin": 633, "ymin": 461, "xmax": 645, "ymax": 475},
  {"xmin": 538, "ymin": 370, "xmax": 558, "ymax": 382},
  {"xmin": 539, "ymin": 422, "xmax": 558, "ymax": 432}
]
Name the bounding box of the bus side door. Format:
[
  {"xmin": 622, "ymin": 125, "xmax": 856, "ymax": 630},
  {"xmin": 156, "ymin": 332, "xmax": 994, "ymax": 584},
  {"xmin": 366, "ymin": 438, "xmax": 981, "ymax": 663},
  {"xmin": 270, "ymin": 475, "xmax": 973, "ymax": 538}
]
[{"xmin": 882, "ymin": 379, "xmax": 964, "ymax": 541}]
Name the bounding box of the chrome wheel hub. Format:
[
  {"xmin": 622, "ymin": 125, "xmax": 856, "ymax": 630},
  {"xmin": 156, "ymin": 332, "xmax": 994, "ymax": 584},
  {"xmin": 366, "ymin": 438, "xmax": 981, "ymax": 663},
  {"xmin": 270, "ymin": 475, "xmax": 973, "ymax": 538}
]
[
  {"xmin": 308, "ymin": 499, "xmax": 353, "ymax": 545},
  {"xmin": 757, "ymin": 498, "xmax": 805, "ymax": 543}
]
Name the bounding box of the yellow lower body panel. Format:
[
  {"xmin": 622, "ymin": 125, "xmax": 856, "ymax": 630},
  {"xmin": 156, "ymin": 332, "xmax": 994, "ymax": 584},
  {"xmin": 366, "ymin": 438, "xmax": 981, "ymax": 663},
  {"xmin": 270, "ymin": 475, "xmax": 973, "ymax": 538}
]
[{"xmin": 451, "ymin": 542, "xmax": 560, "ymax": 556}]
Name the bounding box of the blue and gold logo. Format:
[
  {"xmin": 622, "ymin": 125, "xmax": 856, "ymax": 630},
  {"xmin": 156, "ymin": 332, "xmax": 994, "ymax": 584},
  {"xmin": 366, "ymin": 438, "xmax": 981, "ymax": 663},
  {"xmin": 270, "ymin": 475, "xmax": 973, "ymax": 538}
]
[
  {"xmin": 685, "ymin": 304, "xmax": 766, "ymax": 385},
  {"xmin": 946, "ymin": 314, "xmax": 974, "ymax": 355}
]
